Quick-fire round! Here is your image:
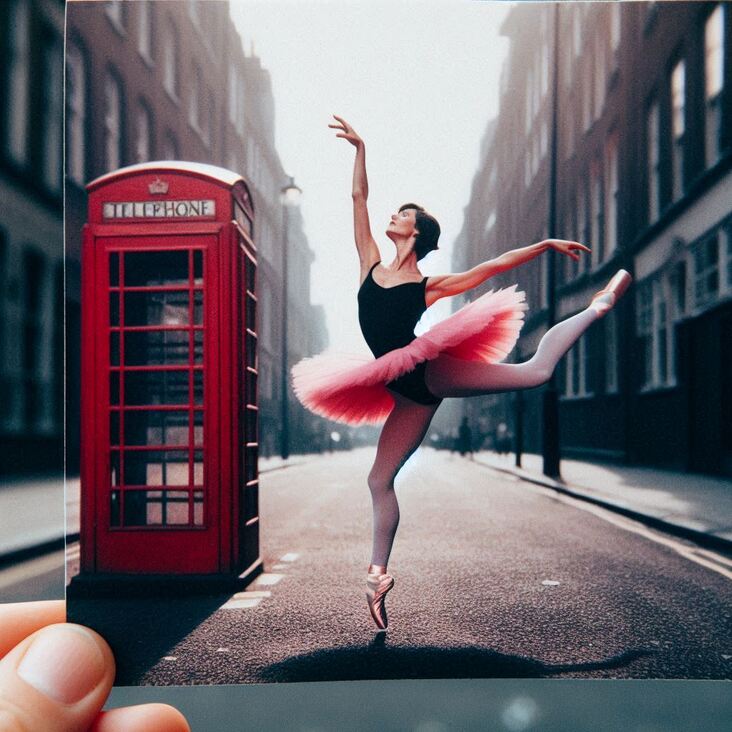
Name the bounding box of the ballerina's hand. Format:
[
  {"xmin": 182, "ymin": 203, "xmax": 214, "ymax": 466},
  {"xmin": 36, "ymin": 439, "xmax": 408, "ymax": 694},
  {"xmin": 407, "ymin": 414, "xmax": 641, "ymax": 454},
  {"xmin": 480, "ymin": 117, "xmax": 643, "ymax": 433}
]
[
  {"xmin": 542, "ymin": 239, "xmax": 591, "ymax": 262},
  {"xmin": 329, "ymin": 115, "xmax": 363, "ymax": 148}
]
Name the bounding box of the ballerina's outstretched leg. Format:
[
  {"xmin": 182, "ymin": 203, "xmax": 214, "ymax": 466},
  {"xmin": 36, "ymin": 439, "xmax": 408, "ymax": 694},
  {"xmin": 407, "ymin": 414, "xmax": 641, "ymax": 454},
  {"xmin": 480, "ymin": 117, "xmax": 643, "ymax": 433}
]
[{"xmin": 424, "ymin": 269, "xmax": 631, "ymax": 398}]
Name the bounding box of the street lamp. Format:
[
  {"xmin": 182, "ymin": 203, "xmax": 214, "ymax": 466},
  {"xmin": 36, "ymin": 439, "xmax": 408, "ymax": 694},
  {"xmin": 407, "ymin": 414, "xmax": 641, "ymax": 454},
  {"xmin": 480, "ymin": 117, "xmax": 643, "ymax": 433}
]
[
  {"xmin": 280, "ymin": 175, "xmax": 302, "ymax": 460},
  {"xmin": 542, "ymin": 1, "xmax": 562, "ymax": 479}
]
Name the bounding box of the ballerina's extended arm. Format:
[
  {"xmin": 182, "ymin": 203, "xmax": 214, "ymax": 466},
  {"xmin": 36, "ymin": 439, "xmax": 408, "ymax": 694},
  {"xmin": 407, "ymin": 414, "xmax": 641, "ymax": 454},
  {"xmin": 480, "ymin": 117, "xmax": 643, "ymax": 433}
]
[
  {"xmin": 329, "ymin": 115, "xmax": 380, "ymax": 274},
  {"xmin": 425, "ymin": 239, "xmax": 591, "ymax": 306}
]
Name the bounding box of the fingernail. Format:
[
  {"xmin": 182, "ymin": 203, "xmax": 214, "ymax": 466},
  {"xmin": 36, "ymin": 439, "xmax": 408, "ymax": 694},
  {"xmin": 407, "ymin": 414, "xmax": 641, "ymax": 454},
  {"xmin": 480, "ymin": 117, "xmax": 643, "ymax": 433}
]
[{"xmin": 17, "ymin": 625, "xmax": 106, "ymax": 704}]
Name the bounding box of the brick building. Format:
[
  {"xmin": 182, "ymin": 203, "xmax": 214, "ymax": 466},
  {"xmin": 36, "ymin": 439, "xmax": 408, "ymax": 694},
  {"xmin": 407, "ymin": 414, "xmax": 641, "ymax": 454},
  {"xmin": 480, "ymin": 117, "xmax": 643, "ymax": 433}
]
[
  {"xmin": 0, "ymin": 0, "xmax": 64, "ymax": 476},
  {"xmin": 454, "ymin": 1, "xmax": 731, "ymax": 476},
  {"xmin": 65, "ymin": 0, "xmax": 327, "ymax": 466}
]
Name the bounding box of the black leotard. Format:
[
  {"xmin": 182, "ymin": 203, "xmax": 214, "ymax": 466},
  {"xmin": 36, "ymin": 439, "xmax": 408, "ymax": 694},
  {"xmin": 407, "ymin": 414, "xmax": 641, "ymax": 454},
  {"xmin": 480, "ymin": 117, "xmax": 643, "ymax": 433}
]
[{"xmin": 357, "ymin": 261, "xmax": 442, "ymax": 406}]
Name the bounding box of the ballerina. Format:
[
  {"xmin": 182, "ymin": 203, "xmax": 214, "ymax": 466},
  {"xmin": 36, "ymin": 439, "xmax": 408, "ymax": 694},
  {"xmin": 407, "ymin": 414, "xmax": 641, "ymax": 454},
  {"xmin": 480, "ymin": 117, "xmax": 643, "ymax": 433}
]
[{"xmin": 291, "ymin": 116, "xmax": 632, "ymax": 630}]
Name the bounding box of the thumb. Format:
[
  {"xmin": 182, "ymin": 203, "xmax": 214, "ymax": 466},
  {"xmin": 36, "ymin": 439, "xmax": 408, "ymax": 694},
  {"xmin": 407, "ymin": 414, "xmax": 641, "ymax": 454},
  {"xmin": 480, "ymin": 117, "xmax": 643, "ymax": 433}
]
[{"xmin": 0, "ymin": 623, "xmax": 115, "ymax": 732}]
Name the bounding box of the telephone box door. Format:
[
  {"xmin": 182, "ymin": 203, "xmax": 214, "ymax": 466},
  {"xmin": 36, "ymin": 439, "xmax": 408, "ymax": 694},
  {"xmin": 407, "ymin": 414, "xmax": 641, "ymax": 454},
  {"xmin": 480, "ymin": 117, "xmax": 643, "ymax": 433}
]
[{"xmin": 91, "ymin": 234, "xmax": 221, "ymax": 573}]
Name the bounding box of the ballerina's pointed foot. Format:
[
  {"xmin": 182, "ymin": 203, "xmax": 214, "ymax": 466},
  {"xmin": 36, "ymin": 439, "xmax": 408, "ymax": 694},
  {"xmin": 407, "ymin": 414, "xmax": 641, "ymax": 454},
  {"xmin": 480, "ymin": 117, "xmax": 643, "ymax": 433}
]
[
  {"xmin": 366, "ymin": 565, "xmax": 395, "ymax": 630},
  {"xmin": 590, "ymin": 269, "xmax": 633, "ymax": 316}
]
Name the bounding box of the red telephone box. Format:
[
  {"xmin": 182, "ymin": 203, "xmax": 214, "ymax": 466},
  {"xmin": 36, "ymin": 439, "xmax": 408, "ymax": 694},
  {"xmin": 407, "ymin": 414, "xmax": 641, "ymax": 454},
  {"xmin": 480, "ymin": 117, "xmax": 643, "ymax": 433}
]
[{"xmin": 74, "ymin": 162, "xmax": 260, "ymax": 590}]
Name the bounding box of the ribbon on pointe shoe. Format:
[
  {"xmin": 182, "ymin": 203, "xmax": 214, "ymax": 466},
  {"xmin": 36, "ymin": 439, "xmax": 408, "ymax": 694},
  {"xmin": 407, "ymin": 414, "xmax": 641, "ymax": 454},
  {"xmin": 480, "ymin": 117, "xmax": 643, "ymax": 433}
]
[{"xmin": 366, "ymin": 565, "xmax": 395, "ymax": 630}]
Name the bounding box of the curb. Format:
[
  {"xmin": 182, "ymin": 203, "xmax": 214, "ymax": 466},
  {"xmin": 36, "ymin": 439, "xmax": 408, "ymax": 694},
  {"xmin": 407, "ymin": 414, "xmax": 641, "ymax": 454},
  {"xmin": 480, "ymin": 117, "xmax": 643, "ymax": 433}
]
[
  {"xmin": 0, "ymin": 532, "xmax": 80, "ymax": 569},
  {"xmin": 1, "ymin": 458, "xmax": 312, "ymax": 566},
  {"xmin": 474, "ymin": 459, "xmax": 732, "ymax": 557}
]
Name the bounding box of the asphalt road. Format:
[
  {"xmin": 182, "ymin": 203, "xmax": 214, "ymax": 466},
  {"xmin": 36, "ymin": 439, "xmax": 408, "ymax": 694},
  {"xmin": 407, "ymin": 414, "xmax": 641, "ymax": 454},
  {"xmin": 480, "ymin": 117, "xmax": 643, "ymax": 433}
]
[{"xmin": 36, "ymin": 447, "xmax": 729, "ymax": 684}]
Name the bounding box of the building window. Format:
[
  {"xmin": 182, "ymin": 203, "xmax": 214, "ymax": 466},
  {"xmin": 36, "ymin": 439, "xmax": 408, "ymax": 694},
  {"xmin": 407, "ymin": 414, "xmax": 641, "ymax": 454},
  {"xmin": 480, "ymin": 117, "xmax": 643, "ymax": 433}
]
[
  {"xmin": 105, "ymin": 1, "xmax": 127, "ymax": 33},
  {"xmin": 6, "ymin": 0, "xmax": 30, "ymax": 166},
  {"xmin": 187, "ymin": 0, "xmax": 202, "ymax": 28},
  {"xmin": 137, "ymin": 0, "xmax": 153, "ymax": 62},
  {"xmin": 163, "ymin": 20, "xmax": 179, "ymax": 100},
  {"xmin": 590, "ymin": 157, "xmax": 604, "ymax": 268},
  {"xmin": 582, "ymin": 57, "xmax": 592, "ymax": 132},
  {"xmin": 541, "ymin": 40, "xmax": 549, "ymax": 97},
  {"xmin": 66, "ymin": 42, "xmax": 86, "ymax": 186},
  {"xmin": 693, "ymin": 232, "xmax": 719, "ymax": 308},
  {"xmin": 189, "ymin": 64, "xmax": 202, "ymax": 131},
  {"xmin": 610, "ymin": 1, "xmax": 621, "ymax": 55},
  {"xmin": 578, "ymin": 177, "xmax": 591, "ymax": 275},
  {"xmin": 670, "ymin": 59, "xmax": 685, "ymax": 201},
  {"xmin": 135, "ymin": 101, "xmax": 152, "ymax": 163},
  {"xmin": 563, "ymin": 197, "xmax": 578, "ymax": 282},
  {"xmin": 705, "ymin": 4, "xmax": 725, "ymax": 167},
  {"xmin": 104, "ymin": 71, "xmax": 122, "ymax": 172},
  {"xmin": 647, "ymin": 99, "xmax": 660, "ymax": 223},
  {"xmin": 605, "ymin": 309, "xmax": 619, "ymax": 393},
  {"xmin": 564, "ymin": 332, "xmax": 592, "ymax": 398},
  {"xmin": 603, "ymin": 130, "xmax": 619, "ymax": 259},
  {"xmin": 573, "ymin": 8, "xmax": 581, "ymax": 57},
  {"xmin": 228, "ymin": 69, "xmax": 238, "ymax": 127},
  {"xmin": 202, "ymin": 89, "xmax": 213, "ymax": 148},
  {"xmin": 163, "ymin": 131, "xmax": 178, "ymax": 159},
  {"xmin": 593, "ymin": 33, "xmax": 606, "ymax": 119},
  {"xmin": 637, "ymin": 276, "xmax": 675, "ymax": 390},
  {"xmin": 41, "ymin": 35, "xmax": 63, "ymax": 193}
]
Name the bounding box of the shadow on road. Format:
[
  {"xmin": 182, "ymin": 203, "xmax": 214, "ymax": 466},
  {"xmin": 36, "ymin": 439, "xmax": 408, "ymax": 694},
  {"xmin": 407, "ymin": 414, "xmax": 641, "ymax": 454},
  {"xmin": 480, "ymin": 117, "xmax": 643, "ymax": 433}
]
[
  {"xmin": 68, "ymin": 595, "xmax": 230, "ymax": 686},
  {"xmin": 259, "ymin": 639, "xmax": 657, "ymax": 682}
]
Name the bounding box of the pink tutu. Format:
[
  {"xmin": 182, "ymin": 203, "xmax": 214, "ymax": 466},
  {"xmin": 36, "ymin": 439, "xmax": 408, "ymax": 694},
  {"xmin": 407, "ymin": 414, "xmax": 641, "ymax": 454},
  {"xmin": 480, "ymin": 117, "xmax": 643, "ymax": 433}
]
[{"xmin": 291, "ymin": 284, "xmax": 528, "ymax": 425}]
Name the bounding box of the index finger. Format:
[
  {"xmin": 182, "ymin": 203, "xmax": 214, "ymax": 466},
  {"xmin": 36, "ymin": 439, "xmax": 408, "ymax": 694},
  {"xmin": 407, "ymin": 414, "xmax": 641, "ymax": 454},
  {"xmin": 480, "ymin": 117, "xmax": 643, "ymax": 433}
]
[
  {"xmin": 0, "ymin": 601, "xmax": 66, "ymax": 659},
  {"xmin": 332, "ymin": 114, "xmax": 350, "ymax": 127}
]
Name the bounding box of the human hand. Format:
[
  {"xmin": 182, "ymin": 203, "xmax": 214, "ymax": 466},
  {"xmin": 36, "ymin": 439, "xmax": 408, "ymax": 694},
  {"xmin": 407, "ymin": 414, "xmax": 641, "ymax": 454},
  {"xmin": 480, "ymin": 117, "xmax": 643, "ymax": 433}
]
[
  {"xmin": 328, "ymin": 114, "xmax": 363, "ymax": 148},
  {"xmin": 541, "ymin": 239, "xmax": 591, "ymax": 262},
  {"xmin": 0, "ymin": 600, "xmax": 190, "ymax": 731}
]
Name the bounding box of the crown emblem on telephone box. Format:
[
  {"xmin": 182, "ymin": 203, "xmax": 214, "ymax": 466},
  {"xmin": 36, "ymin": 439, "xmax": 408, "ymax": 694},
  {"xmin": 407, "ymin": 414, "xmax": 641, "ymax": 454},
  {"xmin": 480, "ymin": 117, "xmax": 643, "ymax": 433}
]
[{"xmin": 148, "ymin": 177, "xmax": 169, "ymax": 195}]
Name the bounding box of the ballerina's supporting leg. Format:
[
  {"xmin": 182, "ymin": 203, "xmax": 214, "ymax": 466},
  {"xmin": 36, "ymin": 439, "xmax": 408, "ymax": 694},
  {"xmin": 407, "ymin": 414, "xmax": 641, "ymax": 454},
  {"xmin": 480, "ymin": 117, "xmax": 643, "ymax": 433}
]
[
  {"xmin": 367, "ymin": 394, "xmax": 440, "ymax": 567},
  {"xmin": 424, "ymin": 305, "xmax": 601, "ymax": 398}
]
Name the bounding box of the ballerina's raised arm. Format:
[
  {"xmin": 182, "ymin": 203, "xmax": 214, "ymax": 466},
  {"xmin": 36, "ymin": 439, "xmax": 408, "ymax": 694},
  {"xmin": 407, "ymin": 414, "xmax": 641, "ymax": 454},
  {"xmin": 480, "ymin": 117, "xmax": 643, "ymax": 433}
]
[{"xmin": 329, "ymin": 115, "xmax": 381, "ymax": 280}]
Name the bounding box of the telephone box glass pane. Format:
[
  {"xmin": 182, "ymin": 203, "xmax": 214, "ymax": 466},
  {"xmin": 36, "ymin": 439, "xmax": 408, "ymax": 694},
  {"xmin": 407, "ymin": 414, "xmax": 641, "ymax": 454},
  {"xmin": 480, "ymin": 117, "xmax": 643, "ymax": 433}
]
[
  {"xmin": 110, "ymin": 413, "xmax": 120, "ymax": 446},
  {"xmin": 110, "ymin": 332, "xmax": 120, "ymax": 365},
  {"xmin": 193, "ymin": 250, "xmax": 203, "ymax": 285},
  {"xmin": 193, "ymin": 329, "xmax": 203, "ymax": 362},
  {"xmin": 193, "ymin": 370, "xmax": 203, "ymax": 404},
  {"xmin": 123, "ymin": 449, "xmax": 189, "ymax": 486},
  {"xmin": 193, "ymin": 450, "xmax": 203, "ymax": 484},
  {"xmin": 124, "ymin": 329, "xmax": 190, "ymax": 366},
  {"xmin": 123, "ymin": 410, "xmax": 190, "ymax": 446},
  {"xmin": 110, "ymin": 372, "xmax": 120, "ymax": 405},
  {"xmin": 123, "ymin": 250, "xmax": 188, "ymax": 287},
  {"xmin": 109, "ymin": 253, "xmax": 119, "ymax": 286},
  {"xmin": 110, "ymin": 293, "xmax": 120, "ymax": 326},
  {"xmin": 124, "ymin": 369, "xmax": 190, "ymax": 405},
  {"xmin": 193, "ymin": 291, "xmax": 203, "ymax": 324},
  {"xmin": 110, "ymin": 490, "xmax": 120, "ymax": 526},
  {"xmin": 194, "ymin": 491, "xmax": 204, "ymax": 525},
  {"xmin": 124, "ymin": 291, "xmax": 189, "ymax": 327},
  {"xmin": 116, "ymin": 489, "xmax": 193, "ymax": 527}
]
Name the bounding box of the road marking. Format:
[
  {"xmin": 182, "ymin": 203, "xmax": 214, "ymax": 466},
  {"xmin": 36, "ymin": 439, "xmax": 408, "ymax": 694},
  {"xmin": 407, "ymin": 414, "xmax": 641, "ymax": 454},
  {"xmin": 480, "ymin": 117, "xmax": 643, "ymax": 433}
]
[
  {"xmin": 519, "ymin": 479, "xmax": 732, "ymax": 582},
  {"xmin": 220, "ymin": 597, "xmax": 263, "ymax": 609},
  {"xmin": 252, "ymin": 573, "xmax": 283, "ymax": 586},
  {"xmin": 279, "ymin": 552, "xmax": 299, "ymax": 562}
]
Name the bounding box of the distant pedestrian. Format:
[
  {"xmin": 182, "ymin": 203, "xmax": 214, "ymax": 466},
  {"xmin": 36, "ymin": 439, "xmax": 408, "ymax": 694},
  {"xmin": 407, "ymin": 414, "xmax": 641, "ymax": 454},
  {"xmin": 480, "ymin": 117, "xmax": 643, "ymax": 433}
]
[{"xmin": 457, "ymin": 417, "xmax": 473, "ymax": 457}]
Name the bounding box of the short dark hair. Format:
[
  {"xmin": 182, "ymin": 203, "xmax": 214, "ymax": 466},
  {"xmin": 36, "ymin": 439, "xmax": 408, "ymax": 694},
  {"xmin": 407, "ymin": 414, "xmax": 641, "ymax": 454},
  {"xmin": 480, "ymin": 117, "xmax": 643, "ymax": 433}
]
[{"xmin": 399, "ymin": 203, "xmax": 440, "ymax": 261}]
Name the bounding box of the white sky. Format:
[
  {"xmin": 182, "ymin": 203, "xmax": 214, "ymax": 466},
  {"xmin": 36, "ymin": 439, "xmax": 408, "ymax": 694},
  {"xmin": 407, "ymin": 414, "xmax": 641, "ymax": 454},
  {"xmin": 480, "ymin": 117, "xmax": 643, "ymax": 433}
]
[{"xmin": 230, "ymin": 0, "xmax": 515, "ymax": 351}]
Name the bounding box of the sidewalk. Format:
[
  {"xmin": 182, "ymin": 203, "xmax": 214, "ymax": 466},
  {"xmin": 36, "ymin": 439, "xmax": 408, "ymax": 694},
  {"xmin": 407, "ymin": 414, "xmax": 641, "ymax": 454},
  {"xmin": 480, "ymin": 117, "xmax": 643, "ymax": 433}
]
[
  {"xmin": 473, "ymin": 450, "xmax": 732, "ymax": 553},
  {"xmin": 0, "ymin": 456, "xmax": 310, "ymax": 562},
  {"xmin": 2, "ymin": 450, "xmax": 731, "ymax": 562}
]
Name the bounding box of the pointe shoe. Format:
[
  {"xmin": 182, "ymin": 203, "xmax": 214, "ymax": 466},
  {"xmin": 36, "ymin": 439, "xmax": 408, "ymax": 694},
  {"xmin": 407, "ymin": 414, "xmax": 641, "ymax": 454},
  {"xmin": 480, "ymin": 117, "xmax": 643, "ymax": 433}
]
[
  {"xmin": 366, "ymin": 567, "xmax": 395, "ymax": 630},
  {"xmin": 590, "ymin": 269, "xmax": 633, "ymax": 316}
]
